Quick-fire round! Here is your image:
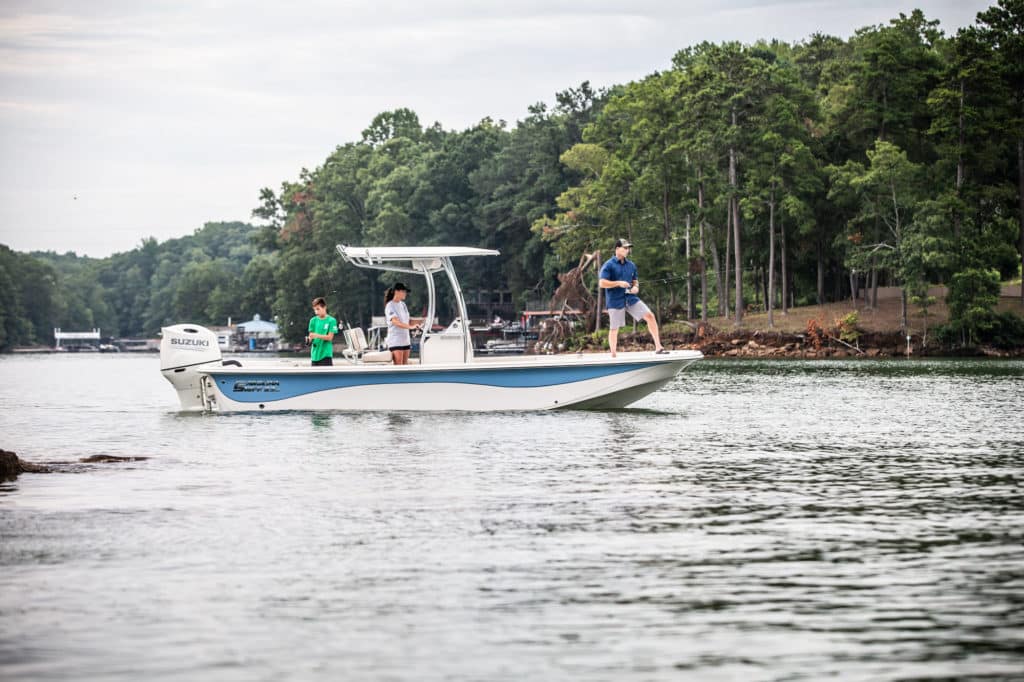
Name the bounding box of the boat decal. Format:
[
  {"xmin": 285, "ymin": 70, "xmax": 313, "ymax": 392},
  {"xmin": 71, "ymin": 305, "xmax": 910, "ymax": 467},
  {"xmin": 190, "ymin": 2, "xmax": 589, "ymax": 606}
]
[{"xmin": 232, "ymin": 379, "xmax": 281, "ymax": 393}]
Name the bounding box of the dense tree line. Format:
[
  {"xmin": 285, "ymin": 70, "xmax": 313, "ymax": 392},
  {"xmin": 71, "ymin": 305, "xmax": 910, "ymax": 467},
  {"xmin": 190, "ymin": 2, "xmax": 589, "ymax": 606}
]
[
  {"xmin": 0, "ymin": 222, "xmax": 269, "ymax": 349},
  {"xmin": 1, "ymin": 2, "xmax": 1021, "ymax": 350}
]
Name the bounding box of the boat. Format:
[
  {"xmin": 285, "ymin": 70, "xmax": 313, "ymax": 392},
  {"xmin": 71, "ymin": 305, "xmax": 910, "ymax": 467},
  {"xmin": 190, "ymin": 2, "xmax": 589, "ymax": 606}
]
[
  {"xmin": 478, "ymin": 338, "xmax": 527, "ymax": 355},
  {"xmin": 159, "ymin": 246, "xmax": 702, "ymax": 412}
]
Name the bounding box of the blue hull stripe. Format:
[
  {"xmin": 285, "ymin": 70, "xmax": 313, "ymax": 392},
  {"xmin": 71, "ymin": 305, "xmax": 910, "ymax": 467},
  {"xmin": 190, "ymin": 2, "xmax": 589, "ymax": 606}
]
[{"xmin": 215, "ymin": 363, "xmax": 659, "ymax": 403}]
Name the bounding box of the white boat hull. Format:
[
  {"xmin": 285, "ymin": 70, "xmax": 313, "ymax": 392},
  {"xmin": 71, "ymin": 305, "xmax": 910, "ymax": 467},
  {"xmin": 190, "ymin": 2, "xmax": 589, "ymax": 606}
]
[{"xmin": 194, "ymin": 352, "xmax": 701, "ymax": 412}]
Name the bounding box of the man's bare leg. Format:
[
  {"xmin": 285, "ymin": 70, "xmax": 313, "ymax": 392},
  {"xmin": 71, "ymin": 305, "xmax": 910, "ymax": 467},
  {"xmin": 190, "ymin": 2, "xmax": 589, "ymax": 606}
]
[{"xmin": 644, "ymin": 312, "xmax": 664, "ymax": 351}]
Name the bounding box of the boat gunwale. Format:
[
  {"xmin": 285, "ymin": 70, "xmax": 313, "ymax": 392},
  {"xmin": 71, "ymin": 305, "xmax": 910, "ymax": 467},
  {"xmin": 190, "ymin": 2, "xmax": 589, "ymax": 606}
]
[{"xmin": 198, "ymin": 350, "xmax": 703, "ymax": 376}]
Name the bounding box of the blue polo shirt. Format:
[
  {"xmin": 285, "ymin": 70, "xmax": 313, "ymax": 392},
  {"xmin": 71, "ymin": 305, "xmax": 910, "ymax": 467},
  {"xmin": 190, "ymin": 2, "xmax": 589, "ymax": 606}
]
[{"xmin": 600, "ymin": 256, "xmax": 640, "ymax": 309}]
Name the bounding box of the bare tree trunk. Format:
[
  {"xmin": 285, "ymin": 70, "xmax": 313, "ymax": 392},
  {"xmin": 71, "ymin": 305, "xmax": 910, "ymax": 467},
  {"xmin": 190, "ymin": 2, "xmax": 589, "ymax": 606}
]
[
  {"xmin": 709, "ymin": 236, "xmax": 722, "ymax": 321},
  {"xmin": 760, "ymin": 267, "xmax": 767, "ymax": 311},
  {"xmin": 753, "ymin": 266, "xmax": 760, "ymax": 309},
  {"xmin": 922, "ymin": 306, "xmax": 929, "ymax": 347},
  {"xmin": 732, "ymin": 193, "xmax": 743, "ymax": 326},
  {"xmin": 724, "ymin": 212, "xmax": 731, "ymax": 320},
  {"xmin": 685, "ymin": 213, "xmax": 694, "ymax": 319},
  {"xmin": 698, "ymin": 172, "xmax": 709, "ymax": 322},
  {"xmin": 817, "ymin": 238, "xmax": 825, "ymax": 305},
  {"xmin": 850, "ymin": 271, "xmax": 858, "ymax": 305},
  {"xmin": 890, "ymin": 179, "xmax": 908, "ymax": 332},
  {"xmin": 870, "ymin": 264, "xmax": 878, "ymax": 309},
  {"xmin": 729, "ymin": 120, "xmax": 742, "ymax": 326},
  {"xmin": 1019, "ymin": 137, "xmax": 1024, "ymax": 305},
  {"xmin": 663, "ymin": 183, "xmax": 675, "ymax": 307},
  {"xmin": 780, "ymin": 211, "xmax": 788, "ymax": 314},
  {"xmin": 700, "ymin": 226, "xmax": 708, "ymax": 321},
  {"xmin": 767, "ymin": 189, "xmax": 775, "ymax": 329},
  {"xmin": 901, "ymin": 288, "xmax": 908, "ymax": 333}
]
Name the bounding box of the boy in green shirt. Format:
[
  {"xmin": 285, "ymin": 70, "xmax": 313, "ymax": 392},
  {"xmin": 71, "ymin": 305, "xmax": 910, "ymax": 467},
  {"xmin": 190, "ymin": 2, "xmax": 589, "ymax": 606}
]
[{"xmin": 306, "ymin": 297, "xmax": 338, "ymax": 366}]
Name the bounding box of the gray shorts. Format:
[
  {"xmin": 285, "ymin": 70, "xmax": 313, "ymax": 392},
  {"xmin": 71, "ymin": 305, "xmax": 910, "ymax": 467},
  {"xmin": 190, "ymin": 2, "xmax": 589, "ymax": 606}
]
[{"xmin": 608, "ymin": 300, "xmax": 652, "ymax": 329}]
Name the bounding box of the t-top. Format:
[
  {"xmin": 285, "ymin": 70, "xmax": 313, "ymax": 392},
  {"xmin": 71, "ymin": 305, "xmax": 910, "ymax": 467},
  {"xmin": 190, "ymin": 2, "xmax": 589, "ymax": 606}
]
[
  {"xmin": 308, "ymin": 314, "xmax": 338, "ymax": 362},
  {"xmin": 385, "ymin": 300, "xmax": 411, "ymax": 348},
  {"xmin": 600, "ymin": 257, "xmax": 640, "ymax": 309}
]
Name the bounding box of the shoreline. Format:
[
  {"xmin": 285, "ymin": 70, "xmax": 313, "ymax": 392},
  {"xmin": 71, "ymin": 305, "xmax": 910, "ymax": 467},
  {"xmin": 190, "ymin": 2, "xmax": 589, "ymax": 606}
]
[{"xmin": 601, "ymin": 328, "xmax": 1024, "ymax": 359}]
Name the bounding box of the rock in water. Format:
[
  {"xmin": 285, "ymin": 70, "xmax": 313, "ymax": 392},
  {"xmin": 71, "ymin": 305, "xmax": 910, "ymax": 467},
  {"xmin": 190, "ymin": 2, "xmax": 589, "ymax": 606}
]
[
  {"xmin": 0, "ymin": 449, "xmax": 51, "ymax": 479},
  {"xmin": 79, "ymin": 455, "xmax": 149, "ymax": 463},
  {"xmin": 0, "ymin": 449, "xmax": 19, "ymax": 479}
]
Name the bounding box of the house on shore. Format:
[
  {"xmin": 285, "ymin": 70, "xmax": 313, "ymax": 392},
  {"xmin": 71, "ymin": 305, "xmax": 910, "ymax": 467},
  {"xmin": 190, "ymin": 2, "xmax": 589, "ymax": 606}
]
[{"xmin": 237, "ymin": 314, "xmax": 279, "ymax": 351}]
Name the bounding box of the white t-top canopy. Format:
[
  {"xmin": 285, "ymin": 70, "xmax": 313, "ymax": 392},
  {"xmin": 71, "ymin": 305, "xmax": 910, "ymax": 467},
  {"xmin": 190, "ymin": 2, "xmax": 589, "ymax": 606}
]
[
  {"xmin": 337, "ymin": 245, "xmax": 499, "ymax": 264},
  {"xmin": 336, "ymin": 245, "xmax": 500, "ymax": 364}
]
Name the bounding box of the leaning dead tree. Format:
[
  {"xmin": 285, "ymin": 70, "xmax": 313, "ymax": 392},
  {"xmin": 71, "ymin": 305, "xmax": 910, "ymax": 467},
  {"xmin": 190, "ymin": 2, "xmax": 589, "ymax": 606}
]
[
  {"xmin": 551, "ymin": 250, "xmax": 602, "ymax": 331},
  {"xmin": 538, "ymin": 251, "xmax": 602, "ymax": 352}
]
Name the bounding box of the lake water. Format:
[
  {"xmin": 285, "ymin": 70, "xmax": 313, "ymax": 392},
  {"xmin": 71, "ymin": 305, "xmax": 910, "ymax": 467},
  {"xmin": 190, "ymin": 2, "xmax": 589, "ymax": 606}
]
[{"xmin": 1, "ymin": 354, "xmax": 1022, "ymax": 681}]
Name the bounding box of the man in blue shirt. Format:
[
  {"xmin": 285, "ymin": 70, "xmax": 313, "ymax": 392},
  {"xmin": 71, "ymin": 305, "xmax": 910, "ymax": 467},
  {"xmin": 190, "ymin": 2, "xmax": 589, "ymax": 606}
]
[{"xmin": 599, "ymin": 238, "xmax": 666, "ymax": 358}]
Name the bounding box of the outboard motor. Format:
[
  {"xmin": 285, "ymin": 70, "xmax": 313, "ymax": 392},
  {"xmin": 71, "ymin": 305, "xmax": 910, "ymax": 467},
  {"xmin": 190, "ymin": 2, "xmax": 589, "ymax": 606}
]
[{"xmin": 160, "ymin": 324, "xmax": 222, "ymax": 411}]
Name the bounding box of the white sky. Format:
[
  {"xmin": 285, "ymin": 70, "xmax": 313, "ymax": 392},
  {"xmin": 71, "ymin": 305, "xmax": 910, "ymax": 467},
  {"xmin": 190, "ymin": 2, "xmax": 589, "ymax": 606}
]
[{"xmin": 0, "ymin": 0, "xmax": 990, "ymax": 257}]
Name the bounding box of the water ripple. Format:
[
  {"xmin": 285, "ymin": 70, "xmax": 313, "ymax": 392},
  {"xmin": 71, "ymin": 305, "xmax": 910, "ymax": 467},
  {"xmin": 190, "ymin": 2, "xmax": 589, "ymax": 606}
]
[{"xmin": 0, "ymin": 356, "xmax": 1022, "ymax": 680}]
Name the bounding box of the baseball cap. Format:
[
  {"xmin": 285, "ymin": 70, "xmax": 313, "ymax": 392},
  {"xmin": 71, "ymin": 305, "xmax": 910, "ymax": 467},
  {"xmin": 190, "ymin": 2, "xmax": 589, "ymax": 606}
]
[{"xmin": 615, "ymin": 238, "xmax": 632, "ymax": 248}]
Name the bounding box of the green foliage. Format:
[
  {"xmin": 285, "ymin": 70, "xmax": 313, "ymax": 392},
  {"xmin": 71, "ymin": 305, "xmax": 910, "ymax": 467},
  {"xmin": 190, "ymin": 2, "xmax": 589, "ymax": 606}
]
[
  {"xmin": 936, "ymin": 310, "xmax": 1024, "ymax": 348},
  {"xmin": 0, "ymin": 223, "xmax": 269, "ymax": 345},
  {"xmin": 0, "ymin": 245, "xmax": 66, "ymax": 349},
  {"xmin": 947, "ymin": 267, "xmax": 1001, "ymax": 344},
  {"xmin": 588, "ymin": 328, "xmax": 610, "ymax": 351},
  {"xmin": 836, "ymin": 311, "xmax": 861, "ymax": 344},
  {"xmin": 988, "ymin": 311, "xmax": 1024, "ymax": 348},
  {"xmin": 828, "ymin": 140, "xmax": 924, "ymax": 274}
]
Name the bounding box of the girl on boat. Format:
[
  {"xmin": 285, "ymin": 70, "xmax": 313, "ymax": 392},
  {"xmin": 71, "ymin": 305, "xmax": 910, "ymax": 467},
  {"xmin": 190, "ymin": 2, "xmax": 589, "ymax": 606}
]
[{"xmin": 384, "ymin": 283, "xmax": 421, "ymax": 365}]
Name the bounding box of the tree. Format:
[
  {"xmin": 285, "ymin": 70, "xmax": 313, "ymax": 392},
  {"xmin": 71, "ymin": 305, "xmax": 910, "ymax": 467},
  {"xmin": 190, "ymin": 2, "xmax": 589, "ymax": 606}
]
[
  {"xmin": 975, "ymin": 0, "xmax": 1024, "ymax": 302},
  {"xmin": 361, "ymin": 108, "xmax": 424, "ymax": 147},
  {"xmin": 947, "ymin": 267, "xmax": 1001, "ymax": 344},
  {"xmin": 829, "ymin": 140, "xmax": 927, "ymax": 330},
  {"xmin": 473, "ymin": 88, "xmax": 603, "ymax": 300},
  {"xmin": 742, "ymin": 54, "xmax": 819, "ymax": 326},
  {"xmin": 840, "ymin": 11, "xmax": 944, "ymax": 160}
]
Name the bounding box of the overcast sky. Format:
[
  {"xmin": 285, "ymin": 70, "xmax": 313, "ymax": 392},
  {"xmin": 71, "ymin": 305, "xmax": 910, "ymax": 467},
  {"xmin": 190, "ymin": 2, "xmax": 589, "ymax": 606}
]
[{"xmin": 0, "ymin": 0, "xmax": 990, "ymax": 257}]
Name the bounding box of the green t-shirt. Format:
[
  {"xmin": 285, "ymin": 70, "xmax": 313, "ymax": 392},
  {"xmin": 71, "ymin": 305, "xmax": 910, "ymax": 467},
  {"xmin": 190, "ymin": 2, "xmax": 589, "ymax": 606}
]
[{"xmin": 308, "ymin": 315, "xmax": 338, "ymax": 362}]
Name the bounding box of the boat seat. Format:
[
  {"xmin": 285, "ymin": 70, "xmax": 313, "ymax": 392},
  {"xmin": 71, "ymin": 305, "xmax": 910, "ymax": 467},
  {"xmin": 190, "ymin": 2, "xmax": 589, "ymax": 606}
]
[{"xmin": 343, "ymin": 327, "xmax": 391, "ymax": 364}]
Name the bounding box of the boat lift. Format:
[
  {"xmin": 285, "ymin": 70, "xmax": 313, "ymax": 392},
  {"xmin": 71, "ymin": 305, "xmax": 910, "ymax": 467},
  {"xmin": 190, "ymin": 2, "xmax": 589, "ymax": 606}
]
[{"xmin": 53, "ymin": 327, "xmax": 101, "ymax": 350}]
